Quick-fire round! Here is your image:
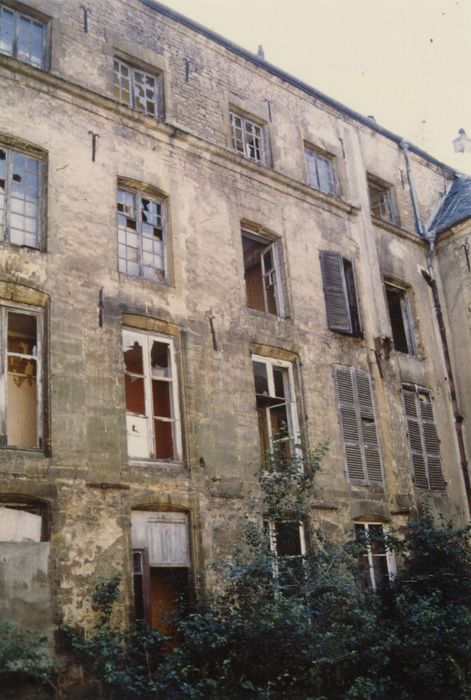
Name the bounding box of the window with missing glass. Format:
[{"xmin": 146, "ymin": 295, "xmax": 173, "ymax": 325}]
[
  {"xmin": 0, "ymin": 4, "xmax": 46, "ymax": 68},
  {"xmin": 230, "ymin": 112, "xmax": 265, "ymax": 164},
  {"xmin": 0, "ymin": 303, "xmax": 44, "ymax": 450},
  {"xmin": 355, "ymin": 523, "xmax": 396, "ymax": 590},
  {"xmin": 367, "ymin": 176, "xmax": 399, "ymax": 225},
  {"xmin": 385, "ymin": 283, "xmax": 416, "ymax": 355},
  {"xmin": 114, "ymin": 57, "xmax": 163, "ymax": 119},
  {"xmin": 0, "ymin": 145, "xmax": 41, "ymax": 249},
  {"xmin": 117, "ymin": 187, "xmax": 166, "ymax": 282},
  {"xmin": 252, "ymin": 355, "xmax": 300, "ymax": 466},
  {"xmin": 123, "ymin": 328, "xmax": 181, "ymax": 462},
  {"xmin": 241, "ymin": 230, "xmax": 289, "ymax": 317}
]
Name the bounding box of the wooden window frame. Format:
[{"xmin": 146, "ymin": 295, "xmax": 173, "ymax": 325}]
[
  {"xmin": 384, "ymin": 282, "xmax": 416, "ymax": 356},
  {"xmin": 320, "ymin": 252, "xmax": 362, "ymax": 336},
  {"xmin": 230, "ymin": 111, "xmax": 265, "ymax": 164},
  {"xmin": 241, "ymin": 229, "xmax": 289, "ymax": 318},
  {"xmin": 252, "ymin": 354, "xmax": 301, "ymax": 465},
  {"xmin": 0, "ymin": 301, "xmax": 44, "ymax": 451},
  {"xmin": 113, "ymin": 56, "xmax": 163, "ymax": 119},
  {"xmin": 305, "ymin": 146, "xmax": 337, "ymax": 196},
  {"xmin": 334, "ymin": 365, "xmax": 383, "ymax": 487},
  {"xmin": 402, "ymin": 384, "xmax": 445, "ymax": 491},
  {"xmin": 123, "ymin": 328, "xmax": 182, "ymax": 462},
  {"xmin": 117, "ymin": 186, "xmax": 167, "ymax": 283},
  {"xmin": 0, "ymin": 144, "xmax": 43, "ymax": 250},
  {"xmin": 367, "ymin": 176, "xmax": 399, "ymax": 226},
  {"xmin": 0, "ymin": 3, "xmax": 47, "ymax": 69},
  {"xmin": 355, "ymin": 522, "xmax": 396, "ymax": 590}
]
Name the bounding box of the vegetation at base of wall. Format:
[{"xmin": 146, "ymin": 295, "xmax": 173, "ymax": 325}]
[
  {"xmin": 2, "ymin": 441, "xmax": 466, "ymax": 699},
  {"xmin": 56, "ymin": 442, "xmax": 471, "ymax": 699},
  {"xmin": 0, "ymin": 622, "xmax": 58, "ymax": 692}
]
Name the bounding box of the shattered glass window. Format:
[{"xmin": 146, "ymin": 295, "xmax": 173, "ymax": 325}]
[
  {"xmin": 114, "ymin": 58, "xmax": 161, "ymax": 118},
  {"xmin": 230, "ymin": 112, "xmax": 264, "ymax": 164}
]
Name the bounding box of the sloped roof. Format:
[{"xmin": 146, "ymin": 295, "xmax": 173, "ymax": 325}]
[{"xmin": 432, "ymin": 177, "xmax": 471, "ymax": 233}]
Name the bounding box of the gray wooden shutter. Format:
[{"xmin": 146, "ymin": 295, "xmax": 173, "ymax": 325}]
[
  {"xmin": 335, "ymin": 366, "xmax": 383, "ymax": 486},
  {"xmin": 419, "ymin": 390, "xmax": 445, "ymax": 490},
  {"xmin": 320, "ymin": 252, "xmax": 352, "ymax": 333},
  {"xmin": 402, "ymin": 386, "xmax": 445, "ymax": 490},
  {"xmin": 355, "ymin": 370, "xmax": 383, "ymax": 485},
  {"xmin": 335, "ymin": 365, "xmax": 366, "ymax": 483},
  {"xmin": 273, "ymin": 239, "xmax": 290, "ymax": 318}
]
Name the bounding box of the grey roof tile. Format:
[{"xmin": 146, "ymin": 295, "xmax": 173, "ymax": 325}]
[{"xmin": 432, "ymin": 177, "xmax": 471, "ymax": 233}]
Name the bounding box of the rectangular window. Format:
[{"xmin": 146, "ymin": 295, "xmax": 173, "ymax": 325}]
[
  {"xmin": 242, "ymin": 230, "xmax": 289, "ymax": 317},
  {"xmin": 230, "ymin": 112, "xmax": 265, "ymax": 164},
  {"xmin": 334, "ymin": 365, "xmax": 383, "ymax": 486},
  {"xmin": 320, "ymin": 252, "xmax": 361, "ymax": 336},
  {"xmin": 0, "ymin": 146, "xmax": 40, "ymax": 249},
  {"xmin": 123, "ymin": 329, "xmax": 181, "ymax": 461},
  {"xmin": 114, "ymin": 57, "xmax": 162, "ymax": 118},
  {"xmin": 385, "ymin": 283, "xmax": 416, "ymax": 355},
  {"xmin": 355, "ymin": 523, "xmax": 396, "ymax": 590},
  {"xmin": 0, "ymin": 4, "xmax": 46, "ymax": 68},
  {"xmin": 402, "ymin": 384, "xmax": 445, "ymax": 490},
  {"xmin": 268, "ymin": 520, "xmax": 306, "ymax": 590},
  {"xmin": 0, "ymin": 304, "xmax": 43, "ymax": 449},
  {"xmin": 117, "ymin": 187, "xmax": 166, "ymax": 282},
  {"xmin": 252, "ymin": 355, "xmax": 300, "ymax": 466},
  {"xmin": 367, "ymin": 177, "xmax": 399, "ymax": 225},
  {"xmin": 132, "ymin": 511, "xmax": 191, "ymax": 631},
  {"xmin": 305, "ymin": 147, "xmax": 336, "ymax": 195}
]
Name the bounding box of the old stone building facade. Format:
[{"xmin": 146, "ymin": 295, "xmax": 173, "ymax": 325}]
[{"xmin": 1, "ymin": 0, "xmax": 471, "ymax": 640}]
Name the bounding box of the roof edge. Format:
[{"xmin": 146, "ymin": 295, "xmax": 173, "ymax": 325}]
[{"xmin": 140, "ymin": 0, "xmax": 456, "ymax": 175}]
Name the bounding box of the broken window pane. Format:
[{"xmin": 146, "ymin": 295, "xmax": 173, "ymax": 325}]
[
  {"xmin": 6, "ymin": 311, "xmax": 38, "ymax": 448},
  {"xmin": 118, "ymin": 188, "xmax": 166, "ymax": 281},
  {"xmin": 368, "ymin": 177, "xmax": 398, "ymax": 225},
  {"xmin": 114, "ymin": 58, "xmax": 160, "ymax": 118},
  {"xmin": 385, "ymin": 283, "xmax": 416, "ymax": 355},
  {"xmin": 124, "ymin": 331, "xmax": 181, "ymax": 461},
  {"xmin": 230, "ymin": 112, "xmax": 264, "ymax": 164}
]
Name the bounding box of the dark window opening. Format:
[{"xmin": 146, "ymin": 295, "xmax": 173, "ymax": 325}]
[{"xmin": 385, "ymin": 284, "xmax": 416, "ymax": 355}]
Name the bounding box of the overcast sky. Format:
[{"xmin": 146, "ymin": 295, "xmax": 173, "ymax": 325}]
[{"xmin": 158, "ymin": 0, "xmax": 471, "ymax": 171}]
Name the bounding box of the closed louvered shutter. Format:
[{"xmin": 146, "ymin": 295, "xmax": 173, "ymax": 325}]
[
  {"xmin": 320, "ymin": 252, "xmax": 352, "ymax": 334},
  {"xmin": 402, "ymin": 385, "xmax": 445, "ymax": 490},
  {"xmin": 335, "ymin": 366, "xmax": 383, "ymax": 485},
  {"xmin": 355, "ymin": 370, "xmax": 383, "ymax": 485}
]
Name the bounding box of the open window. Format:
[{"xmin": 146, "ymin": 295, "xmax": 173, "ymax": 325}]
[
  {"xmin": 402, "ymin": 384, "xmax": 445, "ymax": 490},
  {"xmin": 252, "ymin": 355, "xmax": 300, "ymax": 466},
  {"xmin": 320, "ymin": 252, "xmax": 361, "ymax": 336},
  {"xmin": 334, "ymin": 365, "xmax": 383, "ymax": 487},
  {"xmin": 385, "ymin": 282, "xmax": 416, "ymax": 355},
  {"xmin": 367, "ymin": 175, "xmax": 399, "ymax": 226},
  {"xmin": 242, "ymin": 230, "xmax": 289, "ymax": 317},
  {"xmin": 355, "ymin": 522, "xmax": 396, "ymax": 590},
  {"xmin": 131, "ymin": 511, "xmax": 191, "ymax": 631},
  {"xmin": 268, "ymin": 520, "xmax": 306, "ymax": 591},
  {"xmin": 0, "ymin": 303, "xmax": 44, "ymax": 449},
  {"xmin": 123, "ymin": 328, "xmax": 182, "ymax": 462}
]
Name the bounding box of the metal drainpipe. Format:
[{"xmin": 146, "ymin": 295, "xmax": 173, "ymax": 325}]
[{"xmin": 401, "ymin": 141, "xmax": 471, "ymax": 517}]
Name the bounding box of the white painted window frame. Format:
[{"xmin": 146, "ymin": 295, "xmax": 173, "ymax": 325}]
[
  {"xmin": 0, "ymin": 301, "xmax": 43, "ymax": 450},
  {"xmin": 0, "ymin": 144, "xmax": 41, "ymax": 249},
  {"xmin": 230, "ymin": 112, "xmax": 265, "ymax": 164},
  {"xmin": 252, "ymin": 354, "xmax": 300, "ymax": 457},
  {"xmin": 113, "ymin": 57, "xmax": 162, "ymax": 118},
  {"xmin": 356, "ymin": 522, "xmax": 396, "ymax": 591},
  {"xmin": 241, "ymin": 230, "xmax": 286, "ymax": 317},
  {"xmin": 123, "ymin": 328, "xmax": 182, "ymax": 462}
]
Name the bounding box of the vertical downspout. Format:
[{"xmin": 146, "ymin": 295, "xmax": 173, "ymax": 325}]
[{"xmin": 401, "ymin": 141, "xmax": 471, "ymax": 517}]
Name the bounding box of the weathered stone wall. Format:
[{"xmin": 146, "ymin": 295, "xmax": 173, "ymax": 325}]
[{"xmin": 0, "ymin": 0, "xmax": 467, "ymax": 640}]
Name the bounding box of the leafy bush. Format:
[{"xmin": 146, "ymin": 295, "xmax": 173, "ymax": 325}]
[{"xmin": 0, "ymin": 622, "xmax": 57, "ymax": 691}]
